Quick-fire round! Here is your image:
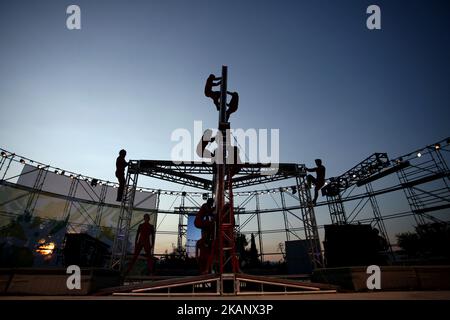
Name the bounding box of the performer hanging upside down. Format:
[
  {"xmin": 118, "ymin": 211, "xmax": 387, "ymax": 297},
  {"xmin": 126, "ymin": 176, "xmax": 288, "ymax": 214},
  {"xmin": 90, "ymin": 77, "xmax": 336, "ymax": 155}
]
[
  {"xmin": 194, "ymin": 198, "xmax": 215, "ymax": 274},
  {"xmin": 196, "ymin": 129, "xmax": 216, "ymax": 161},
  {"xmin": 226, "ymin": 91, "xmax": 239, "ymax": 122},
  {"xmin": 115, "ymin": 149, "xmax": 128, "ymax": 202},
  {"xmin": 126, "ymin": 213, "xmax": 155, "ymax": 275},
  {"xmin": 306, "ymin": 159, "xmax": 326, "ymax": 206},
  {"xmin": 204, "ymin": 74, "xmax": 222, "ymax": 110}
]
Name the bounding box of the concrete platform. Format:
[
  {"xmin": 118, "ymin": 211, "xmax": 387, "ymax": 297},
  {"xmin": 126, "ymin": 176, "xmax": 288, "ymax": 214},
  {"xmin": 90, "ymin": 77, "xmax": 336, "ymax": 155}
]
[
  {"xmin": 0, "ymin": 268, "xmax": 121, "ymax": 295},
  {"xmin": 1, "ymin": 290, "xmax": 450, "ymax": 300},
  {"xmin": 312, "ymin": 265, "xmax": 450, "ymax": 291}
]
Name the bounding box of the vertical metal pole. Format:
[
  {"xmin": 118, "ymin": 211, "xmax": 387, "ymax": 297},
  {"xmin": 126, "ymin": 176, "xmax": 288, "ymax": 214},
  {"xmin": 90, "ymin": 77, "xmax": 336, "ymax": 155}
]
[
  {"xmin": 177, "ymin": 192, "xmax": 186, "ymax": 254},
  {"xmin": 152, "ymin": 190, "xmax": 161, "ymax": 256},
  {"xmin": 219, "ymin": 66, "xmax": 227, "ymax": 125},
  {"xmin": 255, "ymin": 193, "xmax": 264, "ymax": 263},
  {"xmin": 280, "ymin": 189, "xmax": 290, "ymax": 242},
  {"xmin": 215, "ymin": 65, "xmax": 228, "ymax": 211},
  {"xmin": 214, "ymin": 66, "xmax": 228, "ymax": 274}
]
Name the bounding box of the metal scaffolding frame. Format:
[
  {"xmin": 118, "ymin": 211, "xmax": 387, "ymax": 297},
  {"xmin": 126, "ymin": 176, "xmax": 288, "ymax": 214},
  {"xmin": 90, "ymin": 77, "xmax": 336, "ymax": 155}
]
[
  {"xmin": 110, "ymin": 169, "xmax": 139, "ymax": 271},
  {"xmin": 1, "ymin": 137, "xmax": 449, "ymax": 278},
  {"xmin": 395, "ymin": 142, "xmax": 450, "ymax": 225},
  {"xmin": 176, "ymin": 192, "xmax": 187, "ymax": 254},
  {"xmin": 295, "ymin": 176, "xmax": 323, "ymax": 268}
]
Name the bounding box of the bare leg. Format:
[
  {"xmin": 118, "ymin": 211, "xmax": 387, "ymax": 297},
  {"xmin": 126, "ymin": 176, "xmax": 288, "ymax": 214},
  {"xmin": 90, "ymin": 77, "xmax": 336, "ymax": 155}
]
[
  {"xmin": 126, "ymin": 243, "xmax": 143, "ymax": 274},
  {"xmin": 143, "ymin": 242, "xmax": 154, "ymax": 275},
  {"xmin": 312, "ymin": 188, "xmax": 319, "ymax": 205},
  {"xmin": 116, "ymin": 174, "xmax": 126, "ymax": 201}
]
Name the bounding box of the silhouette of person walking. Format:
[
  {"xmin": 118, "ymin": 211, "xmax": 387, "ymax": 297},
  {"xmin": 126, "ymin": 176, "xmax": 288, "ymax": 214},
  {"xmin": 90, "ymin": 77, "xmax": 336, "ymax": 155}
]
[
  {"xmin": 115, "ymin": 149, "xmax": 128, "ymax": 202},
  {"xmin": 204, "ymin": 74, "xmax": 222, "ymax": 110},
  {"xmin": 226, "ymin": 91, "xmax": 239, "ymax": 122},
  {"xmin": 126, "ymin": 213, "xmax": 155, "ymax": 275},
  {"xmin": 306, "ymin": 159, "xmax": 326, "ymax": 206}
]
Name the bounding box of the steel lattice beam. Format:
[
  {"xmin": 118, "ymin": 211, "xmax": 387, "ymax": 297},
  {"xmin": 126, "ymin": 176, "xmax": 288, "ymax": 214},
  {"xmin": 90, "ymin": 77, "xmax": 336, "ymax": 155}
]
[{"xmin": 128, "ymin": 160, "xmax": 306, "ymax": 191}]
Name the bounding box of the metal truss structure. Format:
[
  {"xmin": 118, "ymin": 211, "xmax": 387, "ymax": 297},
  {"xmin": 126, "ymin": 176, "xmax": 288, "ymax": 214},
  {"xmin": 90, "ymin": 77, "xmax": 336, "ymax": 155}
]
[
  {"xmin": 1, "ymin": 137, "xmax": 449, "ymax": 269},
  {"xmin": 126, "ymin": 159, "xmax": 304, "ymax": 190},
  {"xmin": 108, "ymin": 66, "xmax": 325, "ymax": 295},
  {"xmin": 393, "ymin": 140, "xmax": 450, "ymax": 225},
  {"xmin": 1, "ymin": 58, "xmax": 449, "ymax": 295}
]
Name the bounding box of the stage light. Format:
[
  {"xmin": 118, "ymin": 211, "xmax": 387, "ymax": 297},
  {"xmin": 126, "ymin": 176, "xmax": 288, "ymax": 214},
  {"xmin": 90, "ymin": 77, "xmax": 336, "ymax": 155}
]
[
  {"xmin": 60, "ymin": 170, "xmax": 65, "ymax": 175},
  {"xmin": 54, "ymin": 169, "xmax": 59, "ymax": 174},
  {"xmin": 435, "ymin": 144, "xmax": 441, "ymax": 150},
  {"xmin": 70, "ymin": 175, "xmax": 75, "ymax": 179},
  {"xmin": 1, "ymin": 151, "xmax": 6, "ymax": 157},
  {"xmin": 352, "ymin": 174, "xmax": 357, "ymax": 178},
  {"xmin": 37, "ymin": 165, "xmax": 42, "ymax": 169},
  {"xmin": 417, "ymin": 152, "xmax": 422, "ymax": 158},
  {"xmin": 20, "ymin": 159, "xmax": 25, "ymax": 164},
  {"xmin": 90, "ymin": 178, "xmax": 98, "ymax": 187},
  {"xmin": 291, "ymin": 186, "xmax": 297, "ymax": 194}
]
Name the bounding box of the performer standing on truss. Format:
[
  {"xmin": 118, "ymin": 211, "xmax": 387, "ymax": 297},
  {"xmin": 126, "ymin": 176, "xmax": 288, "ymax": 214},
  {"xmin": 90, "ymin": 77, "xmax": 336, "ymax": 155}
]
[
  {"xmin": 204, "ymin": 74, "xmax": 222, "ymax": 110},
  {"xmin": 126, "ymin": 213, "xmax": 155, "ymax": 275},
  {"xmin": 306, "ymin": 159, "xmax": 326, "ymax": 206},
  {"xmin": 115, "ymin": 149, "xmax": 128, "ymax": 202},
  {"xmin": 226, "ymin": 91, "xmax": 239, "ymax": 122}
]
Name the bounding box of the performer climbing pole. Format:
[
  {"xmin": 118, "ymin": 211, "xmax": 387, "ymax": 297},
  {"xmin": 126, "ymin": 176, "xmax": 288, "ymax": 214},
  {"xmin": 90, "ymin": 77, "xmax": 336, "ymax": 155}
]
[{"xmin": 205, "ymin": 66, "xmax": 240, "ymax": 274}]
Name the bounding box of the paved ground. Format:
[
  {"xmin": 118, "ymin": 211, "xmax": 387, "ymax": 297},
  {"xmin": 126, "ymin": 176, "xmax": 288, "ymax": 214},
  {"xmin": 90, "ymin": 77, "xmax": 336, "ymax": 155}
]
[{"xmin": 1, "ymin": 291, "xmax": 450, "ymax": 300}]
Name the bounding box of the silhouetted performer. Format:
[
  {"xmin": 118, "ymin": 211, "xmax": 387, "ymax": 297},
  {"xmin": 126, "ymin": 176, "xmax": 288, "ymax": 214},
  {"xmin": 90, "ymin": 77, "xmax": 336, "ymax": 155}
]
[
  {"xmin": 194, "ymin": 198, "xmax": 215, "ymax": 235},
  {"xmin": 196, "ymin": 237, "xmax": 210, "ymax": 275},
  {"xmin": 306, "ymin": 159, "xmax": 326, "ymax": 206},
  {"xmin": 226, "ymin": 91, "xmax": 239, "ymax": 121},
  {"xmin": 195, "ymin": 198, "xmax": 215, "ymax": 274},
  {"xmin": 196, "ymin": 129, "xmax": 216, "ymax": 160},
  {"xmin": 204, "ymin": 74, "xmax": 221, "ymax": 110},
  {"xmin": 126, "ymin": 213, "xmax": 155, "ymax": 275},
  {"xmin": 115, "ymin": 149, "xmax": 128, "ymax": 202}
]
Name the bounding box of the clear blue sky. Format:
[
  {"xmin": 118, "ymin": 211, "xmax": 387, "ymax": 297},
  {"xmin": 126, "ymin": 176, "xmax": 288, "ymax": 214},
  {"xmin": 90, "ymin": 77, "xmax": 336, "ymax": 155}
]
[
  {"xmin": 1, "ymin": 0, "xmax": 449, "ymax": 179},
  {"xmin": 1, "ymin": 1, "xmax": 449, "ymax": 251}
]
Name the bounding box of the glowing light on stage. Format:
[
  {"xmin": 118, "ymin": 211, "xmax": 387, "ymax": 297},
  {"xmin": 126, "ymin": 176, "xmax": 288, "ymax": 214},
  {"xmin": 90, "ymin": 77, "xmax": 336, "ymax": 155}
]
[
  {"xmin": 20, "ymin": 159, "xmax": 25, "ymax": 164},
  {"xmin": 417, "ymin": 152, "xmax": 422, "ymax": 158},
  {"xmin": 36, "ymin": 239, "xmax": 55, "ymax": 256},
  {"xmin": 435, "ymin": 144, "xmax": 441, "ymax": 150}
]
